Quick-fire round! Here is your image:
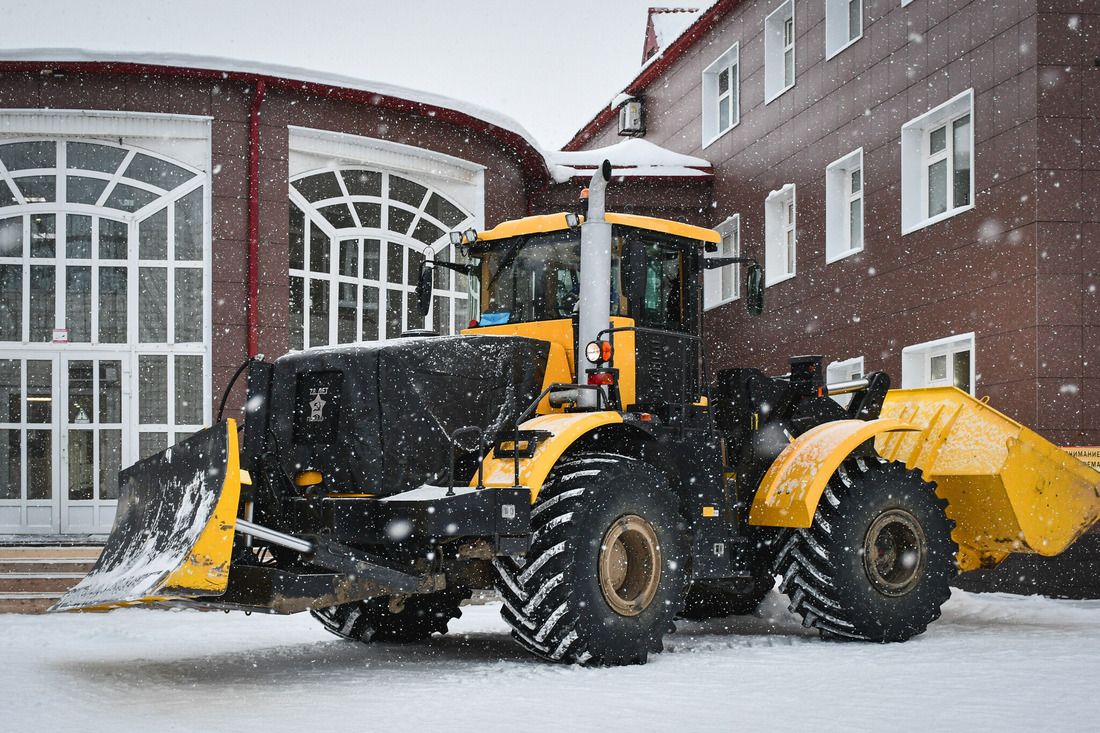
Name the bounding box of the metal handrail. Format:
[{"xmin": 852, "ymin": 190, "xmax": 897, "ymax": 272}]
[
  {"xmin": 448, "ymin": 425, "xmax": 485, "ymax": 497},
  {"xmin": 595, "ymin": 324, "xmax": 708, "ymax": 438}
]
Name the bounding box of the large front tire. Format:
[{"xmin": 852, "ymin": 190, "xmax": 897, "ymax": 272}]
[
  {"xmin": 493, "ymin": 454, "xmax": 688, "ymax": 666},
  {"xmin": 774, "ymin": 457, "xmax": 957, "ymax": 641},
  {"xmin": 310, "ymin": 588, "xmax": 471, "ymax": 644}
]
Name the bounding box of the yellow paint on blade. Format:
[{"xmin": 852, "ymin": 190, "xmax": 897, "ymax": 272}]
[
  {"xmin": 1063, "ymin": 447, "xmax": 1100, "ymax": 472},
  {"xmin": 158, "ymin": 420, "xmax": 242, "ymax": 596},
  {"xmin": 878, "ymin": 387, "xmax": 1100, "ymax": 571}
]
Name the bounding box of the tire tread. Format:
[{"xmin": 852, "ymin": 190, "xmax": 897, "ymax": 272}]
[{"xmin": 774, "ymin": 458, "xmax": 957, "ymax": 642}]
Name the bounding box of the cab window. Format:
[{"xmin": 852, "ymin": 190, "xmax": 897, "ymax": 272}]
[
  {"xmin": 619, "ymin": 234, "xmax": 689, "ymax": 332},
  {"xmin": 474, "ymin": 230, "xmax": 582, "ymax": 325}
]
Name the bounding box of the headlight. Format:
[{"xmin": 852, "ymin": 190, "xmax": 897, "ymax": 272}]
[{"xmin": 585, "ymin": 340, "xmax": 613, "ymax": 364}]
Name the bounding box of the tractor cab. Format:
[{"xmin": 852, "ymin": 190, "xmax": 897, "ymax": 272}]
[{"xmin": 425, "ymin": 213, "xmax": 725, "ymax": 419}]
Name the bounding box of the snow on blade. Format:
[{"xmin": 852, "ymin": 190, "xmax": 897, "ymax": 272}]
[{"xmin": 51, "ymin": 466, "xmax": 219, "ymax": 612}]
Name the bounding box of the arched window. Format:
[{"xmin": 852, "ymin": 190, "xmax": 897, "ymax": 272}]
[
  {"xmin": 288, "ymin": 168, "xmax": 473, "ymax": 348},
  {"xmin": 0, "ymin": 137, "xmax": 209, "ymax": 534}
]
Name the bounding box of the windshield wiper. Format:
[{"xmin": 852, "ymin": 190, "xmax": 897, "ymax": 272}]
[{"xmin": 486, "ymin": 236, "xmax": 529, "ymax": 291}]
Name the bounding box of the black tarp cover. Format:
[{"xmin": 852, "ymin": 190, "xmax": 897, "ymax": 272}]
[{"xmin": 268, "ymin": 335, "xmax": 549, "ymax": 497}]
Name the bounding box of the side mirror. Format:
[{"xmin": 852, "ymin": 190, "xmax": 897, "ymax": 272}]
[
  {"xmin": 746, "ymin": 263, "xmax": 764, "ymax": 316},
  {"xmin": 416, "ymin": 262, "xmax": 434, "ymax": 318}
]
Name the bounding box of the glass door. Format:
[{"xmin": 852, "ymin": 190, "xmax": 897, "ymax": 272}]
[
  {"xmin": 0, "ymin": 351, "xmax": 128, "ymax": 534},
  {"xmin": 0, "ymin": 354, "xmax": 60, "ymax": 533},
  {"xmin": 61, "ymin": 352, "xmax": 127, "ymax": 533}
]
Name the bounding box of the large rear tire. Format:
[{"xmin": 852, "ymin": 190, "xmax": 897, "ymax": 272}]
[
  {"xmin": 310, "ymin": 588, "xmax": 471, "ymax": 644},
  {"xmin": 774, "ymin": 457, "xmax": 957, "ymax": 641},
  {"xmin": 493, "ymin": 453, "xmax": 688, "ymax": 666}
]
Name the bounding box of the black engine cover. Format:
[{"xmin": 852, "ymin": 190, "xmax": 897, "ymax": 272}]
[{"xmin": 266, "ymin": 335, "xmax": 549, "ymax": 497}]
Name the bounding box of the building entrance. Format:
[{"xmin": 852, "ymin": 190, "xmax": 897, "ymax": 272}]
[{"xmin": 0, "ymin": 350, "xmax": 129, "ymax": 534}]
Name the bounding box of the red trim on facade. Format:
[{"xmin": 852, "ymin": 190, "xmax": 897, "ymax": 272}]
[
  {"xmin": 247, "ymin": 79, "xmax": 264, "ymax": 358},
  {"xmin": 563, "ymin": 173, "xmax": 712, "ymax": 183},
  {"xmin": 0, "ymin": 60, "xmax": 550, "ymax": 187},
  {"xmin": 560, "ymin": 165, "xmax": 713, "ymax": 182},
  {"xmin": 562, "ymin": 0, "xmax": 741, "ymax": 152}
]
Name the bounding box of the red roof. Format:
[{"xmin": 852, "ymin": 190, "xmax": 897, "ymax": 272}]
[{"xmin": 563, "ymin": 0, "xmax": 741, "ymax": 152}]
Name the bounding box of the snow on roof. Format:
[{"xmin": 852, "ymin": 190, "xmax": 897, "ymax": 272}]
[
  {"xmin": 547, "ymin": 138, "xmax": 712, "ymax": 182},
  {"xmin": 650, "ymin": 8, "xmax": 705, "ymax": 54},
  {"xmin": 0, "ymin": 48, "xmax": 549, "ymax": 166},
  {"xmin": 0, "ymin": 49, "xmax": 709, "ymax": 184}
]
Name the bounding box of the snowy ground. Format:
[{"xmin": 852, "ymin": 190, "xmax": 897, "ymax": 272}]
[{"xmin": 5, "ymin": 589, "xmax": 1099, "ymax": 732}]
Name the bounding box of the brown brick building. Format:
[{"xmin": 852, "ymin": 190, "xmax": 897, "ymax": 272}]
[
  {"xmin": 0, "ymin": 59, "xmax": 546, "ymax": 536},
  {"xmin": 562, "ymin": 0, "xmax": 1099, "ymax": 452}
]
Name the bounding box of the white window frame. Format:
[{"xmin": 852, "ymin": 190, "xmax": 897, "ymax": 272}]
[
  {"xmin": 704, "ymin": 214, "xmax": 740, "ymax": 310},
  {"xmin": 702, "ymin": 43, "xmax": 740, "ymax": 147},
  {"xmin": 827, "ymin": 356, "xmax": 864, "ymax": 407},
  {"xmin": 288, "ymin": 169, "xmax": 475, "ymax": 346},
  {"xmin": 764, "ymin": 184, "xmax": 796, "ymax": 286},
  {"xmin": 287, "ymin": 128, "xmax": 484, "ymax": 348},
  {"xmin": 826, "ymin": 0, "xmax": 863, "ymax": 59},
  {"xmin": 901, "ymin": 90, "xmax": 974, "ymax": 235},
  {"xmin": 901, "ymin": 333, "xmax": 976, "ymax": 395},
  {"xmin": 825, "ymin": 148, "xmax": 864, "ymax": 263},
  {"xmin": 0, "ymin": 112, "xmax": 213, "ymax": 535},
  {"xmin": 765, "ymin": 1, "xmax": 796, "ymax": 103}
]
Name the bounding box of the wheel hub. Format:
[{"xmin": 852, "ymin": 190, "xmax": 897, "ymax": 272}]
[
  {"xmin": 862, "ymin": 509, "xmax": 927, "ymax": 596},
  {"xmin": 598, "ymin": 515, "xmax": 661, "ymax": 617}
]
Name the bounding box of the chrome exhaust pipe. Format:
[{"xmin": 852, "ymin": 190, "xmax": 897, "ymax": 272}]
[{"xmin": 577, "ymin": 159, "xmax": 613, "ymax": 408}]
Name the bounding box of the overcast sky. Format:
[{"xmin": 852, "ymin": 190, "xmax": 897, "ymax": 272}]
[{"xmin": 2, "ymin": 0, "xmax": 712, "ymax": 149}]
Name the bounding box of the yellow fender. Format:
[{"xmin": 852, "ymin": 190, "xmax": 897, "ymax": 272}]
[
  {"xmin": 748, "ymin": 418, "xmax": 916, "ymax": 528},
  {"xmin": 477, "ymin": 411, "xmax": 624, "ymax": 502}
]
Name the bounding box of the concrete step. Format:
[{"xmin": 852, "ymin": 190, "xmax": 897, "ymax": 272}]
[
  {"xmin": 0, "ymin": 595, "xmax": 58, "ymax": 614},
  {"xmin": 0, "ymin": 546, "xmax": 101, "ymax": 560},
  {"xmin": 0, "ymin": 559, "xmax": 97, "ymax": 574},
  {"xmin": 0, "ymin": 574, "xmax": 88, "ymax": 593},
  {"xmin": 0, "ymin": 545, "xmax": 101, "ymax": 614}
]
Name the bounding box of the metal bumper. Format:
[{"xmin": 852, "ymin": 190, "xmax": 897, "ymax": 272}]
[{"xmin": 283, "ymin": 484, "xmax": 532, "ymax": 554}]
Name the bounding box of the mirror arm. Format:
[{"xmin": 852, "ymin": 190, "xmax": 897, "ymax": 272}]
[
  {"xmin": 431, "ymin": 260, "xmax": 477, "ymax": 276},
  {"xmin": 703, "ymin": 256, "xmax": 760, "ymax": 270}
]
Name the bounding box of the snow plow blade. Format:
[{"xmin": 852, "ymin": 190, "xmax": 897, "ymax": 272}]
[
  {"xmin": 877, "ymin": 387, "xmax": 1100, "ymax": 572},
  {"xmin": 50, "ymin": 420, "xmax": 242, "ymax": 612}
]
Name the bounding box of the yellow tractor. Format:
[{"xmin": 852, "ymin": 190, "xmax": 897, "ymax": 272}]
[{"xmin": 54, "ymin": 161, "xmax": 1100, "ymax": 666}]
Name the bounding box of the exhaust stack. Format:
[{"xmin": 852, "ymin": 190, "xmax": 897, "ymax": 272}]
[{"xmin": 577, "ymin": 160, "xmax": 613, "ymax": 408}]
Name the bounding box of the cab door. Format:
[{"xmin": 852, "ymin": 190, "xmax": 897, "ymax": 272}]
[{"xmin": 623, "ymin": 235, "xmax": 702, "ymax": 415}]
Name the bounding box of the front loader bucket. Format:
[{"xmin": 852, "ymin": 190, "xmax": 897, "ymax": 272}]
[
  {"xmin": 877, "ymin": 388, "xmax": 1100, "ymax": 572},
  {"xmin": 50, "ymin": 420, "xmax": 242, "ymax": 612}
]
